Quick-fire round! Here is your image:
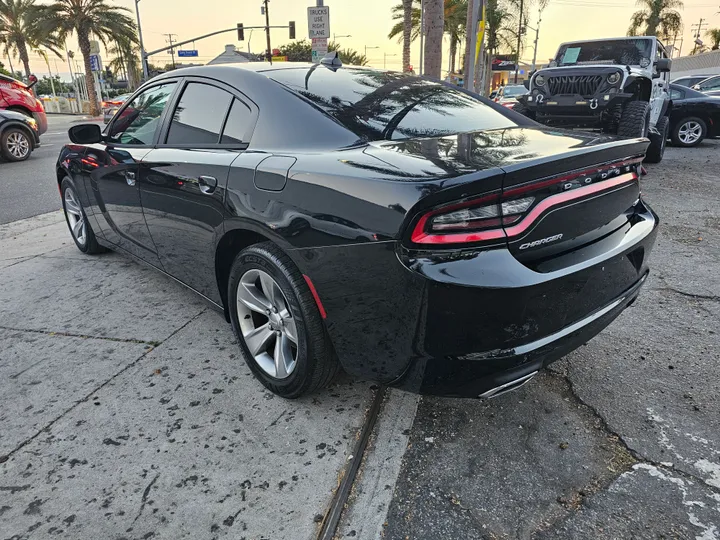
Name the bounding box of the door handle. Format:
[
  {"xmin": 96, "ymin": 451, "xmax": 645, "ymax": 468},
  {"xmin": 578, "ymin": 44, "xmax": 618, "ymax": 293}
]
[
  {"xmin": 125, "ymin": 171, "xmax": 136, "ymax": 186},
  {"xmin": 198, "ymin": 175, "xmax": 217, "ymax": 194}
]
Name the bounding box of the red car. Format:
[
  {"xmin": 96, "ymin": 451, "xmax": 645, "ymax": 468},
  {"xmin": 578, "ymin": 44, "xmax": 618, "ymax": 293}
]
[{"xmin": 0, "ymin": 74, "xmax": 48, "ymax": 135}]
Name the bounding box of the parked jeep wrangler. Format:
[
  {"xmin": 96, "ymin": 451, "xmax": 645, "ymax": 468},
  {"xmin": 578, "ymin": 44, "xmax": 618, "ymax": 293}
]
[{"xmin": 515, "ymin": 36, "xmax": 672, "ymax": 163}]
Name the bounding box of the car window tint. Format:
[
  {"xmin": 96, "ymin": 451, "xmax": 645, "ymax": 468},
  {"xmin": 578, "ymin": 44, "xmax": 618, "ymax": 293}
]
[
  {"xmin": 670, "ymin": 88, "xmax": 684, "ymax": 100},
  {"xmin": 268, "ymin": 67, "xmax": 515, "ymax": 141},
  {"xmin": 108, "ymin": 83, "xmax": 175, "ymax": 145},
  {"xmin": 166, "ymin": 83, "xmax": 233, "ymax": 145},
  {"xmin": 221, "ymin": 99, "xmax": 252, "ymax": 145},
  {"xmin": 701, "ymin": 76, "xmax": 720, "ymax": 90}
]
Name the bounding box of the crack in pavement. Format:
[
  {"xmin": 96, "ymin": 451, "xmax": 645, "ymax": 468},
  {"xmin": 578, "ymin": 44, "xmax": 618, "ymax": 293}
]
[
  {"xmin": 0, "ymin": 309, "xmax": 206, "ymax": 463},
  {"xmin": 0, "ymin": 325, "xmax": 163, "ymax": 346},
  {"xmin": 548, "ymin": 370, "xmax": 720, "ymax": 496},
  {"xmin": 656, "ymin": 286, "xmax": 720, "ymax": 302},
  {"xmin": 132, "ymin": 473, "xmax": 160, "ymax": 525}
]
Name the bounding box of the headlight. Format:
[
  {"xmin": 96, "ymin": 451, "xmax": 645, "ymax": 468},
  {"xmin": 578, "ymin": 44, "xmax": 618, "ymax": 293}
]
[
  {"xmin": 607, "ymin": 72, "xmax": 621, "ymax": 85},
  {"xmin": 534, "ymin": 74, "xmax": 545, "ymax": 87}
]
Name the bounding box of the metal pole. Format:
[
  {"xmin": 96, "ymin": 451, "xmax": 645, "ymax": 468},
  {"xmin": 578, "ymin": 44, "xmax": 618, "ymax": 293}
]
[
  {"xmin": 419, "ymin": 0, "xmax": 424, "ymax": 75},
  {"xmin": 464, "ymin": 0, "xmax": 480, "ymax": 90},
  {"xmin": 135, "ymin": 0, "xmax": 149, "ymax": 80},
  {"xmin": 264, "ymin": 0, "xmax": 272, "ymax": 63},
  {"xmin": 514, "ymin": 0, "xmax": 523, "ymax": 83},
  {"xmin": 531, "ymin": 9, "xmax": 542, "ymax": 72},
  {"xmin": 66, "ymin": 48, "xmax": 77, "ymax": 112}
]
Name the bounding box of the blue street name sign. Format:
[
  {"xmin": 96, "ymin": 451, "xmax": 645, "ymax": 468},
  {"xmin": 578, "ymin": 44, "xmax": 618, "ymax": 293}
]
[{"xmin": 178, "ymin": 50, "xmax": 199, "ymax": 58}]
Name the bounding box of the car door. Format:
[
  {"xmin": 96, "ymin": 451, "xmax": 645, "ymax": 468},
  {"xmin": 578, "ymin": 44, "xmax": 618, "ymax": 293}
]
[
  {"xmin": 89, "ymin": 81, "xmax": 178, "ymax": 267},
  {"xmin": 139, "ymin": 79, "xmax": 256, "ymax": 303},
  {"xmin": 650, "ymin": 44, "xmax": 669, "ymax": 124}
]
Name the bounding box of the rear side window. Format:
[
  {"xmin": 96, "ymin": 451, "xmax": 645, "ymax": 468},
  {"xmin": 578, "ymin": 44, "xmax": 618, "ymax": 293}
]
[
  {"xmin": 221, "ymin": 99, "xmax": 253, "ymax": 145},
  {"xmin": 267, "ymin": 67, "xmax": 515, "ymax": 141},
  {"xmin": 166, "ymin": 82, "xmax": 233, "ymax": 145}
]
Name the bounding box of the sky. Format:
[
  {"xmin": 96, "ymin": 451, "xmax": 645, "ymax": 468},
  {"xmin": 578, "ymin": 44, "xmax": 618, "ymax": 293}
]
[{"xmin": 6, "ymin": 0, "xmax": 720, "ymax": 81}]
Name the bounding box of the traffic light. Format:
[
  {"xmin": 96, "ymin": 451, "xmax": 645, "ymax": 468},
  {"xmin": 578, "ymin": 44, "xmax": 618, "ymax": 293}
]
[
  {"xmin": 237, "ymin": 23, "xmax": 244, "ymax": 41},
  {"xmin": 289, "ymin": 21, "xmax": 296, "ymax": 39}
]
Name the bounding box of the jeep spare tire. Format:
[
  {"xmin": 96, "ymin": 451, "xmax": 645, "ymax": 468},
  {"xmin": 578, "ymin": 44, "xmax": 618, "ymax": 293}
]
[{"xmin": 618, "ymin": 101, "xmax": 651, "ymax": 139}]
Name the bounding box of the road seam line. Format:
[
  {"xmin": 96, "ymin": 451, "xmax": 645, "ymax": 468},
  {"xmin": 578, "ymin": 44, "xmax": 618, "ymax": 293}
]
[
  {"xmin": 0, "ymin": 325, "xmax": 162, "ymax": 346},
  {"xmin": 0, "ymin": 308, "xmax": 207, "ymax": 464}
]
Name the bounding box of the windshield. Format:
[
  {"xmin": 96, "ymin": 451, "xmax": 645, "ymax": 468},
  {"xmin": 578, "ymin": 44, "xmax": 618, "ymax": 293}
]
[
  {"xmin": 267, "ymin": 67, "xmax": 515, "ymax": 141},
  {"xmin": 503, "ymin": 85, "xmax": 527, "ymax": 97},
  {"xmin": 554, "ymin": 39, "xmax": 653, "ymax": 67}
]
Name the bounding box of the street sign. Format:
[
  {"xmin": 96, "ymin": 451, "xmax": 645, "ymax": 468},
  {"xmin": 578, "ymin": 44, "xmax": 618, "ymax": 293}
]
[
  {"xmin": 178, "ymin": 50, "xmax": 199, "ymax": 57},
  {"xmin": 89, "ymin": 54, "xmax": 101, "ymax": 72},
  {"xmin": 311, "ymin": 37, "xmax": 328, "ymax": 64},
  {"xmin": 307, "ymin": 6, "xmax": 330, "ymax": 39},
  {"xmin": 271, "ymin": 56, "xmax": 288, "ymax": 62},
  {"xmin": 90, "ymin": 40, "xmax": 100, "ymax": 55}
]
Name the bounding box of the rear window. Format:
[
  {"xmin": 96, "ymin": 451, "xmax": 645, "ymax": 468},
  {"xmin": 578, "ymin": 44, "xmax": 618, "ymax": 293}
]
[{"xmin": 266, "ymin": 67, "xmax": 515, "ymax": 141}]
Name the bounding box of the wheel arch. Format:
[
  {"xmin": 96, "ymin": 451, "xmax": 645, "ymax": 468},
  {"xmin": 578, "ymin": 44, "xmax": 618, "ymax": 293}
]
[{"xmin": 625, "ymin": 77, "xmax": 652, "ymax": 102}]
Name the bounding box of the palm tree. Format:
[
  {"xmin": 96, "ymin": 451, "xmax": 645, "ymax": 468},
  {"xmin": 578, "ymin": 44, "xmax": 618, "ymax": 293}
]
[
  {"xmin": 423, "ymin": 0, "xmax": 445, "ymax": 78},
  {"xmin": 389, "ymin": 0, "xmax": 467, "ymax": 74},
  {"xmin": 627, "ymin": 0, "xmax": 683, "ymax": 41},
  {"xmin": 107, "ymin": 37, "xmax": 140, "ymax": 90},
  {"xmin": 707, "ymin": 28, "xmax": 720, "ymax": 50},
  {"xmin": 0, "ymin": 0, "xmax": 61, "ymax": 83},
  {"xmin": 39, "ymin": 0, "xmax": 137, "ymax": 115},
  {"xmin": 485, "ymin": 0, "xmax": 519, "ymax": 55},
  {"xmin": 402, "ymin": 0, "xmax": 412, "ymax": 71}
]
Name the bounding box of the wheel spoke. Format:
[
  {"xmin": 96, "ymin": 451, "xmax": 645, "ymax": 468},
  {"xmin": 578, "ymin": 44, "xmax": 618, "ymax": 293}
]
[
  {"xmin": 65, "ymin": 199, "xmax": 81, "ymax": 215},
  {"xmin": 244, "ymin": 323, "xmax": 275, "ymax": 355},
  {"xmin": 72, "ymin": 217, "xmax": 84, "ymax": 238},
  {"xmin": 274, "ymin": 333, "xmax": 292, "ymax": 378},
  {"xmin": 282, "ymin": 311, "xmax": 298, "ymax": 344},
  {"xmin": 259, "ymin": 272, "xmax": 280, "ymax": 308},
  {"xmin": 237, "ymin": 280, "xmax": 272, "ymax": 314}
]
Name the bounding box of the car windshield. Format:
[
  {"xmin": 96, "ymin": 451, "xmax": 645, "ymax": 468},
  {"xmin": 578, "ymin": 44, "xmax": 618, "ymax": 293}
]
[
  {"xmin": 554, "ymin": 38, "xmax": 653, "ymax": 67},
  {"xmin": 503, "ymin": 85, "xmax": 527, "ymax": 97},
  {"xmin": 267, "ymin": 66, "xmax": 516, "ymax": 141}
]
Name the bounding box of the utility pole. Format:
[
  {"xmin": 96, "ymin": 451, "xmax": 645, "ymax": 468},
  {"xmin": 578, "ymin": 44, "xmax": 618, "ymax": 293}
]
[
  {"xmin": 164, "ymin": 34, "xmax": 178, "ymax": 68},
  {"xmin": 135, "ymin": 0, "xmax": 149, "ymax": 80},
  {"xmin": 529, "ymin": 6, "xmax": 544, "ymax": 72},
  {"xmin": 464, "ymin": 0, "xmax": 481, "ymax": 90},
  {"xmin": 514, "ymin": 0, "xmax": 524, "ymax": 83},
  {"xmin": 263, "ymin": 0, "xmax": 272, "ymax": 63},
  {"xmin": 691, "ymin": 18, "xmax": 708, "ymax": 54}
]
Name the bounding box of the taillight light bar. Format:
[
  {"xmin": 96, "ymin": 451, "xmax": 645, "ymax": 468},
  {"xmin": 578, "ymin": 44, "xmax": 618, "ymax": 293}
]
[{"xmin": 410, "ymin": 157, "xmax": 643, "ymax": 246}]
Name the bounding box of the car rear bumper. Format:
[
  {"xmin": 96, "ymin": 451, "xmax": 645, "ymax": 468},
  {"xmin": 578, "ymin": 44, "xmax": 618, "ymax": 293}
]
[
  {"xmin": 32, "ymin": 111, "xmax": 47, "ymax": 135},
  {"xmin": 291, "ymin": 199, "xmax": 658, "ymax": 398}
]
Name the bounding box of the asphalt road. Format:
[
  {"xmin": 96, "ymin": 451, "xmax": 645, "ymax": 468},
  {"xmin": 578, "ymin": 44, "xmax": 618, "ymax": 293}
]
[{"xmin": 0, "ymin": 115, "xmax": 101, "ymax": 225}]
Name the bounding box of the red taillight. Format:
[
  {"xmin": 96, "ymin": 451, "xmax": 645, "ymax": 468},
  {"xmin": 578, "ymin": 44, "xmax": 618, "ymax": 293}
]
[{"xmin": 410, "ymin": 158, "xmax": 643, "ymax": 246}]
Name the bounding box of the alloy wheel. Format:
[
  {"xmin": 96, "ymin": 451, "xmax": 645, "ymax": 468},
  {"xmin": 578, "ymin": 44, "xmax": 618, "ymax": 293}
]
[
  {"xmin": 5, "ymin": 131, "xmax": 30, "ymax": 159},
  {"xmin": 64, "ymin": 187, "xmax": 87, "ymax": 246},
  {"xmin": 236, "ymin": 269, "xmax": 298, "ymax": 379},
  {"xmin": 678, "ymin": 121, "xmax": 702, "ymax": 145}
]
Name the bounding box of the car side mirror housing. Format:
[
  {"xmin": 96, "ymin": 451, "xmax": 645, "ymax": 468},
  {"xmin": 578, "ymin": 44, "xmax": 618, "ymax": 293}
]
[
  {"xmin": 523, "ymin": 79, "xmax": 530, "ymax": 90},
  {"xmin": 68, "ymin": 124, "xmax": 103, "ymax": 144},
  {"xmin": 656, "ymin": 58, "xmax": 672, "ymax": 73}
]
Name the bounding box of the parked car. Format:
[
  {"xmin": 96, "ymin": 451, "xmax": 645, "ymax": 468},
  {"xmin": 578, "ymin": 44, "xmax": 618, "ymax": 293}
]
[
  {"xmin": 494, "ymin": 84, "xmax": 528, "ymax": 107},
  {"xmin": 671, "ymin": 74, "xmax": 714, "ymax": 88},
  {"xmin": 692, "ymin": 74, "xmax": 720, "ymax": 97},
  {"xmin": 57, "ymin": 59, "xmax": 658, "ymax": 399},
  {"xmin": 0, "ymin": 74, "xmax": 48, "ymax": 134},
  {"xmin": 102, "ymin": 94, "xmax": 132, "ymax": 123},
  {"xmin": 0, "ymin": 109, "xmax": 40, "ymax": 162},
  {"xmin": 516, "ymin": 36, "xmax": 671, "ymax": 163},
  {"xmin": 668, "ymin": 83, "xmax": 720, "ymax": 146}
]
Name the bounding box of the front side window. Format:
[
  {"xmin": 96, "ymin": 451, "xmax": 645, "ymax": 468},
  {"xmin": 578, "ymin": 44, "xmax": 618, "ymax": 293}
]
[
  {"xmin": 166, "ymin": 83, "xmax": 233, "ymax": 145},
  {"xmin": 670, "ymin": 88, "xmax": 684, "ymax": 100},
  {"xmin": 108, "ymin": 83, "xmax": 176, "ymax": 145},
  {"xmin": 268, "ymin": 67, "xmax": 515, "ymax": 141}
]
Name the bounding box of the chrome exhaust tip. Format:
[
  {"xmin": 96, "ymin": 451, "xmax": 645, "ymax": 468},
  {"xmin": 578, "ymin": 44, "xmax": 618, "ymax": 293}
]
[{"xmin": 479, "ymin": 371, "xmax": 538, "ymax": 399}]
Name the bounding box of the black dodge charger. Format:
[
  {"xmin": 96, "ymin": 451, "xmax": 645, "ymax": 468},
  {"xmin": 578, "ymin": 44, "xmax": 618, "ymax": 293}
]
[{"xmin": 57, "ymin": 59, "xmax": 659, "ymax": 399}]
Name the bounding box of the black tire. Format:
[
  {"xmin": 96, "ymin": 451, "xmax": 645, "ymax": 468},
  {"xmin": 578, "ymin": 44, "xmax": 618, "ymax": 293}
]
[
  {"xmin": 671, "ymin": 116, "xmax": 706, "ymax": 147},
  {"xmin": 645, "ymin": 115, "xmax": 669, "ymax": 163},
  {"xmin": 617, "ymin": 101, "xmax": 651, "ymax": 139},
  {"xmin": 60, "ymin": 178, "xmax": 106, "ymax": 254},
  {"xmin": 228, "ymin": 242, "xmax": 339, "ymax": 398},
  {"xmin": 512, "ymin": 103, "xmax": 534, "ymax": 119},
  {"xmin": 1, "ymin": 127, "xmax": 32, "ymax": 162}
]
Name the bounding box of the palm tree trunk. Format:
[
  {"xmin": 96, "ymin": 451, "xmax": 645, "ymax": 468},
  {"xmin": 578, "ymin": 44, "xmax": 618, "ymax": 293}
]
[
  {"xmin": 449, "ymin": 34, "xmax": 457, "ymax": 73},
  {"xmin": 423, "ymin": 0, "xmax": 445, "ymax": 78},
  {"xmin": 402, "ymin": 0, "xmax": 413, "ymax": 71},
  {"xmin": 16, "ymin": 40, "xmax": 34, "ymax": 94},
  {"xmin": 78, "ymin": 33, "xmax": 100, "ymax": 116}
]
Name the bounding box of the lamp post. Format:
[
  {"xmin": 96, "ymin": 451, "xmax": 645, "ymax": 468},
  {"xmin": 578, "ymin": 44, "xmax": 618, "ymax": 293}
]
[
  {"xmin": 135, "ymin": 0, "xmax": 149, "ymax": 80},
  {"xmin": 333, "ymin": 34, "xmax": 352, "ymax": 42},
  {"xmin": 365, "ymin": 45, "xmax": 379, "ymax": 65},
  {"xmin": 383, "ymin": 52, "xmax": 397, "ymax": 70}
]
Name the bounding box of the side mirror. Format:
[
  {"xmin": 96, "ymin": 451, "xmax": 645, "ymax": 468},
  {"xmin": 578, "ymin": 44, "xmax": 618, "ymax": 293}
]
[
  {"xmin": 27, "ymin": 74, "xmax": 38, "ymax": 89},
  {"xmin": 656, "ymin": 58, "xmax": 672, "ymax": 73},
  {"xmin": 68, "ymin": 124, "xmax": 103, "ymax": 144},
  {"xmin": 523, "ymin": 79, "xmax": 530, "ymax": 90}
]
